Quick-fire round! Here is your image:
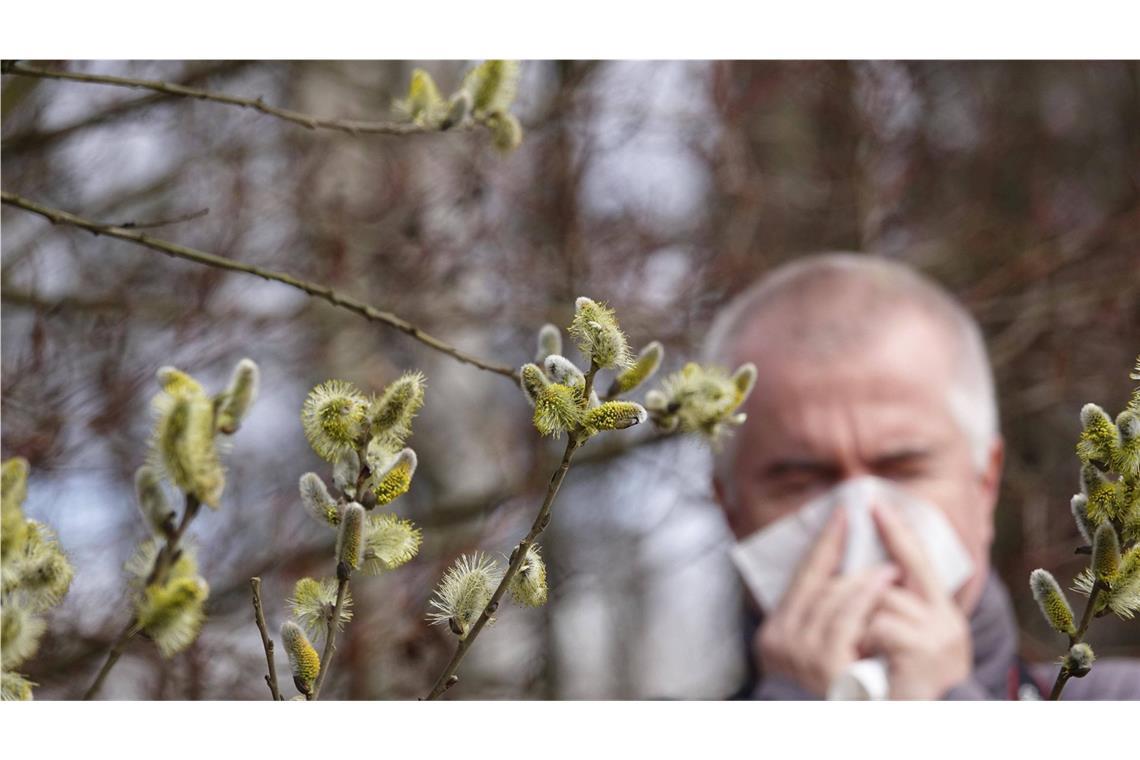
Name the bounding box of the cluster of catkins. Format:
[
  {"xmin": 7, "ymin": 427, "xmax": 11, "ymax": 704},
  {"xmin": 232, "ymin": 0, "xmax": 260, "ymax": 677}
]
[
  {"xmin": 394, "ymin": 60, "xmax": 524, "ymax": 152},
  {"xmin": 425, "ymin": 296, "xmax": 756, "ymax": 640},
  {"xmin": 1, "ymin": 459, "xmax": 74, "ymax": 700},
  {"xmin": 127, "ymin": 359, "xmax": 259, "ymax": 659},
  {"xmin": 1030, "ymin": 355, "xmax": 1140, "ymax": 683},
  {"xmin": 282, "ymin": 372, "xmax": 426, "ymax": 697}
]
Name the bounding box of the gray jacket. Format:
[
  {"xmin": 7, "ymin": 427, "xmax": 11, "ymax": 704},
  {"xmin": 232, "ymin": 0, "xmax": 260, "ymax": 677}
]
[{"xmin": 746, "ymin": 572, "xmax": 1140, "ymax": 700}]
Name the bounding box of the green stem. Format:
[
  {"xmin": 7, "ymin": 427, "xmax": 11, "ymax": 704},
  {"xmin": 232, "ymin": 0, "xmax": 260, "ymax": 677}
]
[
  {"xmin": 1048, "ymin": 581, "xmax": 1103, "ymax": 701},
  {"xmin": 425, "ymin": 436, "xmax": 582, "ymax": 699}
]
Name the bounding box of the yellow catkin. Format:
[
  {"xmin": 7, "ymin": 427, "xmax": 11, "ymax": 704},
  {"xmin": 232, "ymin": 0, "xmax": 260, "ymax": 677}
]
[
  {"xmin": 1030, "ymin": 568, "xmax": 1076, "ymax": 636},
  {"xmin": 281, "ymin": 621, "xmax": 320, "ymax": 694}
]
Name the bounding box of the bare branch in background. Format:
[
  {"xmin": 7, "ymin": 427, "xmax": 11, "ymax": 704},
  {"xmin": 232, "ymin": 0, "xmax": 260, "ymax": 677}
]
[
  {"xmin": 2, "ymin": 61, "xmax": 465, "ymax": 138},
  {"xmin": 1, "ymin": 192, "xmax": 520, "ymax": 382}
]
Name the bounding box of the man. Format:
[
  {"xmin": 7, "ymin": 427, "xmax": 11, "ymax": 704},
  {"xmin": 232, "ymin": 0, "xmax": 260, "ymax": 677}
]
[{"xmin": 706, "ymin": 253, "xmax": 1140, "ymax": 700}]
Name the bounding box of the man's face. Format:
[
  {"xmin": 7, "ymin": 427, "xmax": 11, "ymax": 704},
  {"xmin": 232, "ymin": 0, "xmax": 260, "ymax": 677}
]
[{"xmin": 717, "ymin": 308, "xmax": 1003, "ymax": 612}]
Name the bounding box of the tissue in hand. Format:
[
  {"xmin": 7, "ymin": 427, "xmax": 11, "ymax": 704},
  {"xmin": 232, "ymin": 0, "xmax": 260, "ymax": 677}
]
[{"xmin": 729, "ymin": 475, "xmax": 974, "ymax": 699}]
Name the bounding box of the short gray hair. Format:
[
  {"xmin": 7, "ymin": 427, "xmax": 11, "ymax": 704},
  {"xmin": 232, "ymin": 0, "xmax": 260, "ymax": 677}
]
[{"xmin": 705, "ymin": 253, "xmax": 999, "ymax": 482}]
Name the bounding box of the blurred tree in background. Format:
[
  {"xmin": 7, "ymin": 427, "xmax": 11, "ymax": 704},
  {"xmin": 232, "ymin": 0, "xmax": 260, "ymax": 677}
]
[{"xmin": 1, "ymin": 60, "xmax": 1137, "ymax": 699}]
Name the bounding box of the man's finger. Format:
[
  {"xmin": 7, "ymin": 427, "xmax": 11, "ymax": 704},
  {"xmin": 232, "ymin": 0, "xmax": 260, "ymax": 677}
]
[
  {"xmin": 823, "ymin": 565, "xmax": 901, "ymax": 646},
  {"xmin": 804, "ymin": 564, "xmax": 898, "ymax": 632},
  {"xmin": 861, "ymin": 610, "xmax": 917, "ymax": 653},
  {"xmin": 782, "ymin": 506, "xmax": 847, "ymax": 619},
  {"xmin": 876, "ymin": 586, "xmax": 927, "ymax": 624},
  {"xmin": 871, "ymin": 502, "xmax": 942, "ymax": 601}
]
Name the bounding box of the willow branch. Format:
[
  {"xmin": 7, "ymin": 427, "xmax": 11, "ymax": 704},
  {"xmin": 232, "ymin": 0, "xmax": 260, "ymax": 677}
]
[
  {"xmin": 425, "ymin": 435, "xmax": 583, "ymax": 699},
  {"xmin": 116, "ymin": 207, "xmax": 209, "ymax": 229},
  {"xmin": 1, "ymin": 61, "xmax": 463, "ymax": 138},
  {"xmin": 250, "ymin": 578, "xmax": 282, "ymax": 701},
  {"xmin": 310, "ymin": 573, "xmax": 351, "ymax": 700},
  {"xmin": 1048, "ymin": 582, "xmax": 1104, "ymax": 700},
  {"xmin": 83, "ymin": 493, "xmax": 201, "ymax": 699},
  {"xmin": 1, "ymin": 191, "xmax": 520, "ymax": 382},
  {"xmin": 81, "ymin": 620, "xmax": 138, "ymax": 700}
]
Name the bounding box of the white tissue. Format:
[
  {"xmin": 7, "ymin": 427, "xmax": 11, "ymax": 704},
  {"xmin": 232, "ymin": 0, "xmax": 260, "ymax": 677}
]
[{"xmin": 729, "ymin": 475, "xmax": 974, "ymax": 700}]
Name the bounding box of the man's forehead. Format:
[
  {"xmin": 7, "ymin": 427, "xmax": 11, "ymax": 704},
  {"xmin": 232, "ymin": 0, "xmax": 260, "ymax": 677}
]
[{"xmin": 733, "ymin": 312, "xmax": 961, "ymax": 455}]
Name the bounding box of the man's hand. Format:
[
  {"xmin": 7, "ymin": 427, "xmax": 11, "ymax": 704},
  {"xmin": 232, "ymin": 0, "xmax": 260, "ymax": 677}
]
[
  {"xmin": 755, "ymin": 507, "xmax": 899, "ymax": 697},
  {"xmin": 860, "ymin": 503, "xmax": 972, "ymax": 699}
]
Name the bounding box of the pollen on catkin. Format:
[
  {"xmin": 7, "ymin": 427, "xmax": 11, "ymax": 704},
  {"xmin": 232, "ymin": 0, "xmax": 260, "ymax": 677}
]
[
  {"xmin": 1, "ymin": 671, "xmax": 35, "ymax": 701},
  {"xmin": 1, "ymin": 459, "xmax": 29, "ymax": 570},
  {"xmin": 1080, "ymin": 463, "xmax": 1120, "ymax": 523},
  {"xmin": 609, "ymin": 341, "xmax": 664, "ymax": 396},
  {"xmin": 301, "ymin": 380, "xmax": 369, "ymax": 462},
  {"xmin": 136, "ymin": 576, "xmax": 209, "ymax": 658},
  {"xmin": 2, "ymin": 460, "xmax": 73, "ymax": 700},
  {"xmin": 486, "ymin": 111, "xmax": 523, "ymax": 152},
  {"xmin": 288, "ymin": 577, "xmax": 353, "ymax": 642},
  {"xmin": 652, "ymin": 362, "xmax": 753, "ymax": 442},
  {"xmin": 299, "ymin": 473, "xmax": 341, "ymax": 527},
  {"xmin": 519, "ymin": 363, "xmax": 550, "ymax": 407},
  {"xmin": 533, "ymin": 383, "xmax": 586, "ymax": 437},
  {"xmin": 1076, "ymin": 545, "xmax": 1140, "ymax": 620},
  {"xmin": 152, "ymin": 390, "xmax": 225, "ymax": 508},
  {"xmin": 508, "ymin": 545, "xmax": 548, "ymax": 607},
  {"xmin": 369, "ymin": 371, "xmax": 426, "ymax": 448},
  {"xmin": 1, "ymin": 605, "xmax": 47, "ymax": 670},
  {"xmin": 1114, "ymin": 409, "xmax": 1140, "ymax": 478},
  {"xmin": 462, "ymin": 60, "xmax": 521, "ymax": 116},
  {"xmin": 1030, "ymin": 568, "xmax": 1076, "ymax": 637},
  {"xmin": 1077, "ymin": 403, "xmax": 1120, "ymax": 467},
  {"xmin": 336, "ymin": 503, "xmax": 365, "ymax": 572},
  {"xmin": 6, "ymin": 522, "xmax": 74, "ymax": 612},
  {"xmin": 394, "ymin": 68, "xmax": 447, "ymax": 127},
  {"xmin": 427, "ymin": 552, "xmax": 504, "ymax": 638},
  {"xmin": 215, "ymin": 358, "xmax": 259, "ymax": 434},
  {"xmin": 361, "ymin": 513, "xmax": 422, "ymax": 574},
  {"xmin": 568, "ymin": 297, "xmax": 633, "ymax": 370},
  {"xmin": 281, "ymin": 620, "xmax": 321, "ymax": 695},
  {"xmin": 1107, "ymin": 546, "xmax": 1140, "ymax": 618},
  {"xmin": 2, "ymin": 457, "xmax": 28, "ymax": 516},
  {"xmin": 370, "ymin": 448, "xmax": 417, "ymax": 507},
  {"xmin": 584, "ymin": 401, "xmax": 648, "ymax": 433},
  {"xmin": 156, "ymin": 366, "xmax": 205, "ymax": 398},
  {"xmin": 1092, "ymin": 522, "xmax": 1121, "ymax": 583}
]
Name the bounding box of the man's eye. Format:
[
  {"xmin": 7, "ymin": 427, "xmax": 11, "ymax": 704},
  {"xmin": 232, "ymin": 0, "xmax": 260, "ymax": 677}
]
[
  {"xmin": 770, "ymin": 475, "xmax": 828, "ymax": 498},
  {"xmin": 878, "ymin": 461, "xmax": 926, "ymax": 481}
]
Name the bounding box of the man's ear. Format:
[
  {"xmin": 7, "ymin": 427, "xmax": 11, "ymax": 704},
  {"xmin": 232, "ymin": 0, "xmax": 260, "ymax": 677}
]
[{"xmin": 979, "ymin": 435, "xmax": 1005, "ymax": 520}]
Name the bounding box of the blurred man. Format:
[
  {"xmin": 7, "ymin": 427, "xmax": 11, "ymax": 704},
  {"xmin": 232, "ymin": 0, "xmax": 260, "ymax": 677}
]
[{"xmin": 707, "ymin": 253, "xmax": 1140, "ymax": 700}]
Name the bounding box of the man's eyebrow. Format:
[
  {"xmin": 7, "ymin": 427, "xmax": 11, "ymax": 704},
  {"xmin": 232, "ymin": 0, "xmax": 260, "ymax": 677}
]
[
  {"xmin": 870, "ymin": 447, "xmax": 935, "ymax": 467},
  {"xmin": 761, "ymin": 458, "xmax": 840, "ymax": 478}
]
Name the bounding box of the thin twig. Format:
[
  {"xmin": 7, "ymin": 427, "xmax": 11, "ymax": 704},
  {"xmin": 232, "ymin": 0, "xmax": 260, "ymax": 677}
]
[
  {"xmin": 425, "ymin": 435, "xmax": 583, "ymax": 699},
  {"xmin": 83, "ymin": 493, "xmax": 201, "ymax": 699},
  {"xmin": 250, "ymin": 577, "xmax": 282, "ymax": 701},
  {"xmin": 1, "ymin": 191, "xmax": 520, "ymax": 382},
  {"xmin": 1, "ymin": 61, "xmax": 463, "ymax": 138},
  {"xmin": 310, "ymin": 573, "xmax": 351, "ymax": 700},
  {"xmin": 81, "ymin": 620, "xmax": 138, "ymax": 700},
  {"xmin": 117, "ymin": 207, "xmax": 209, "ymax": 229},
  {"xmin": 1048, "ymin": 582, "xmax": 1104, "ymax": 700}
]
